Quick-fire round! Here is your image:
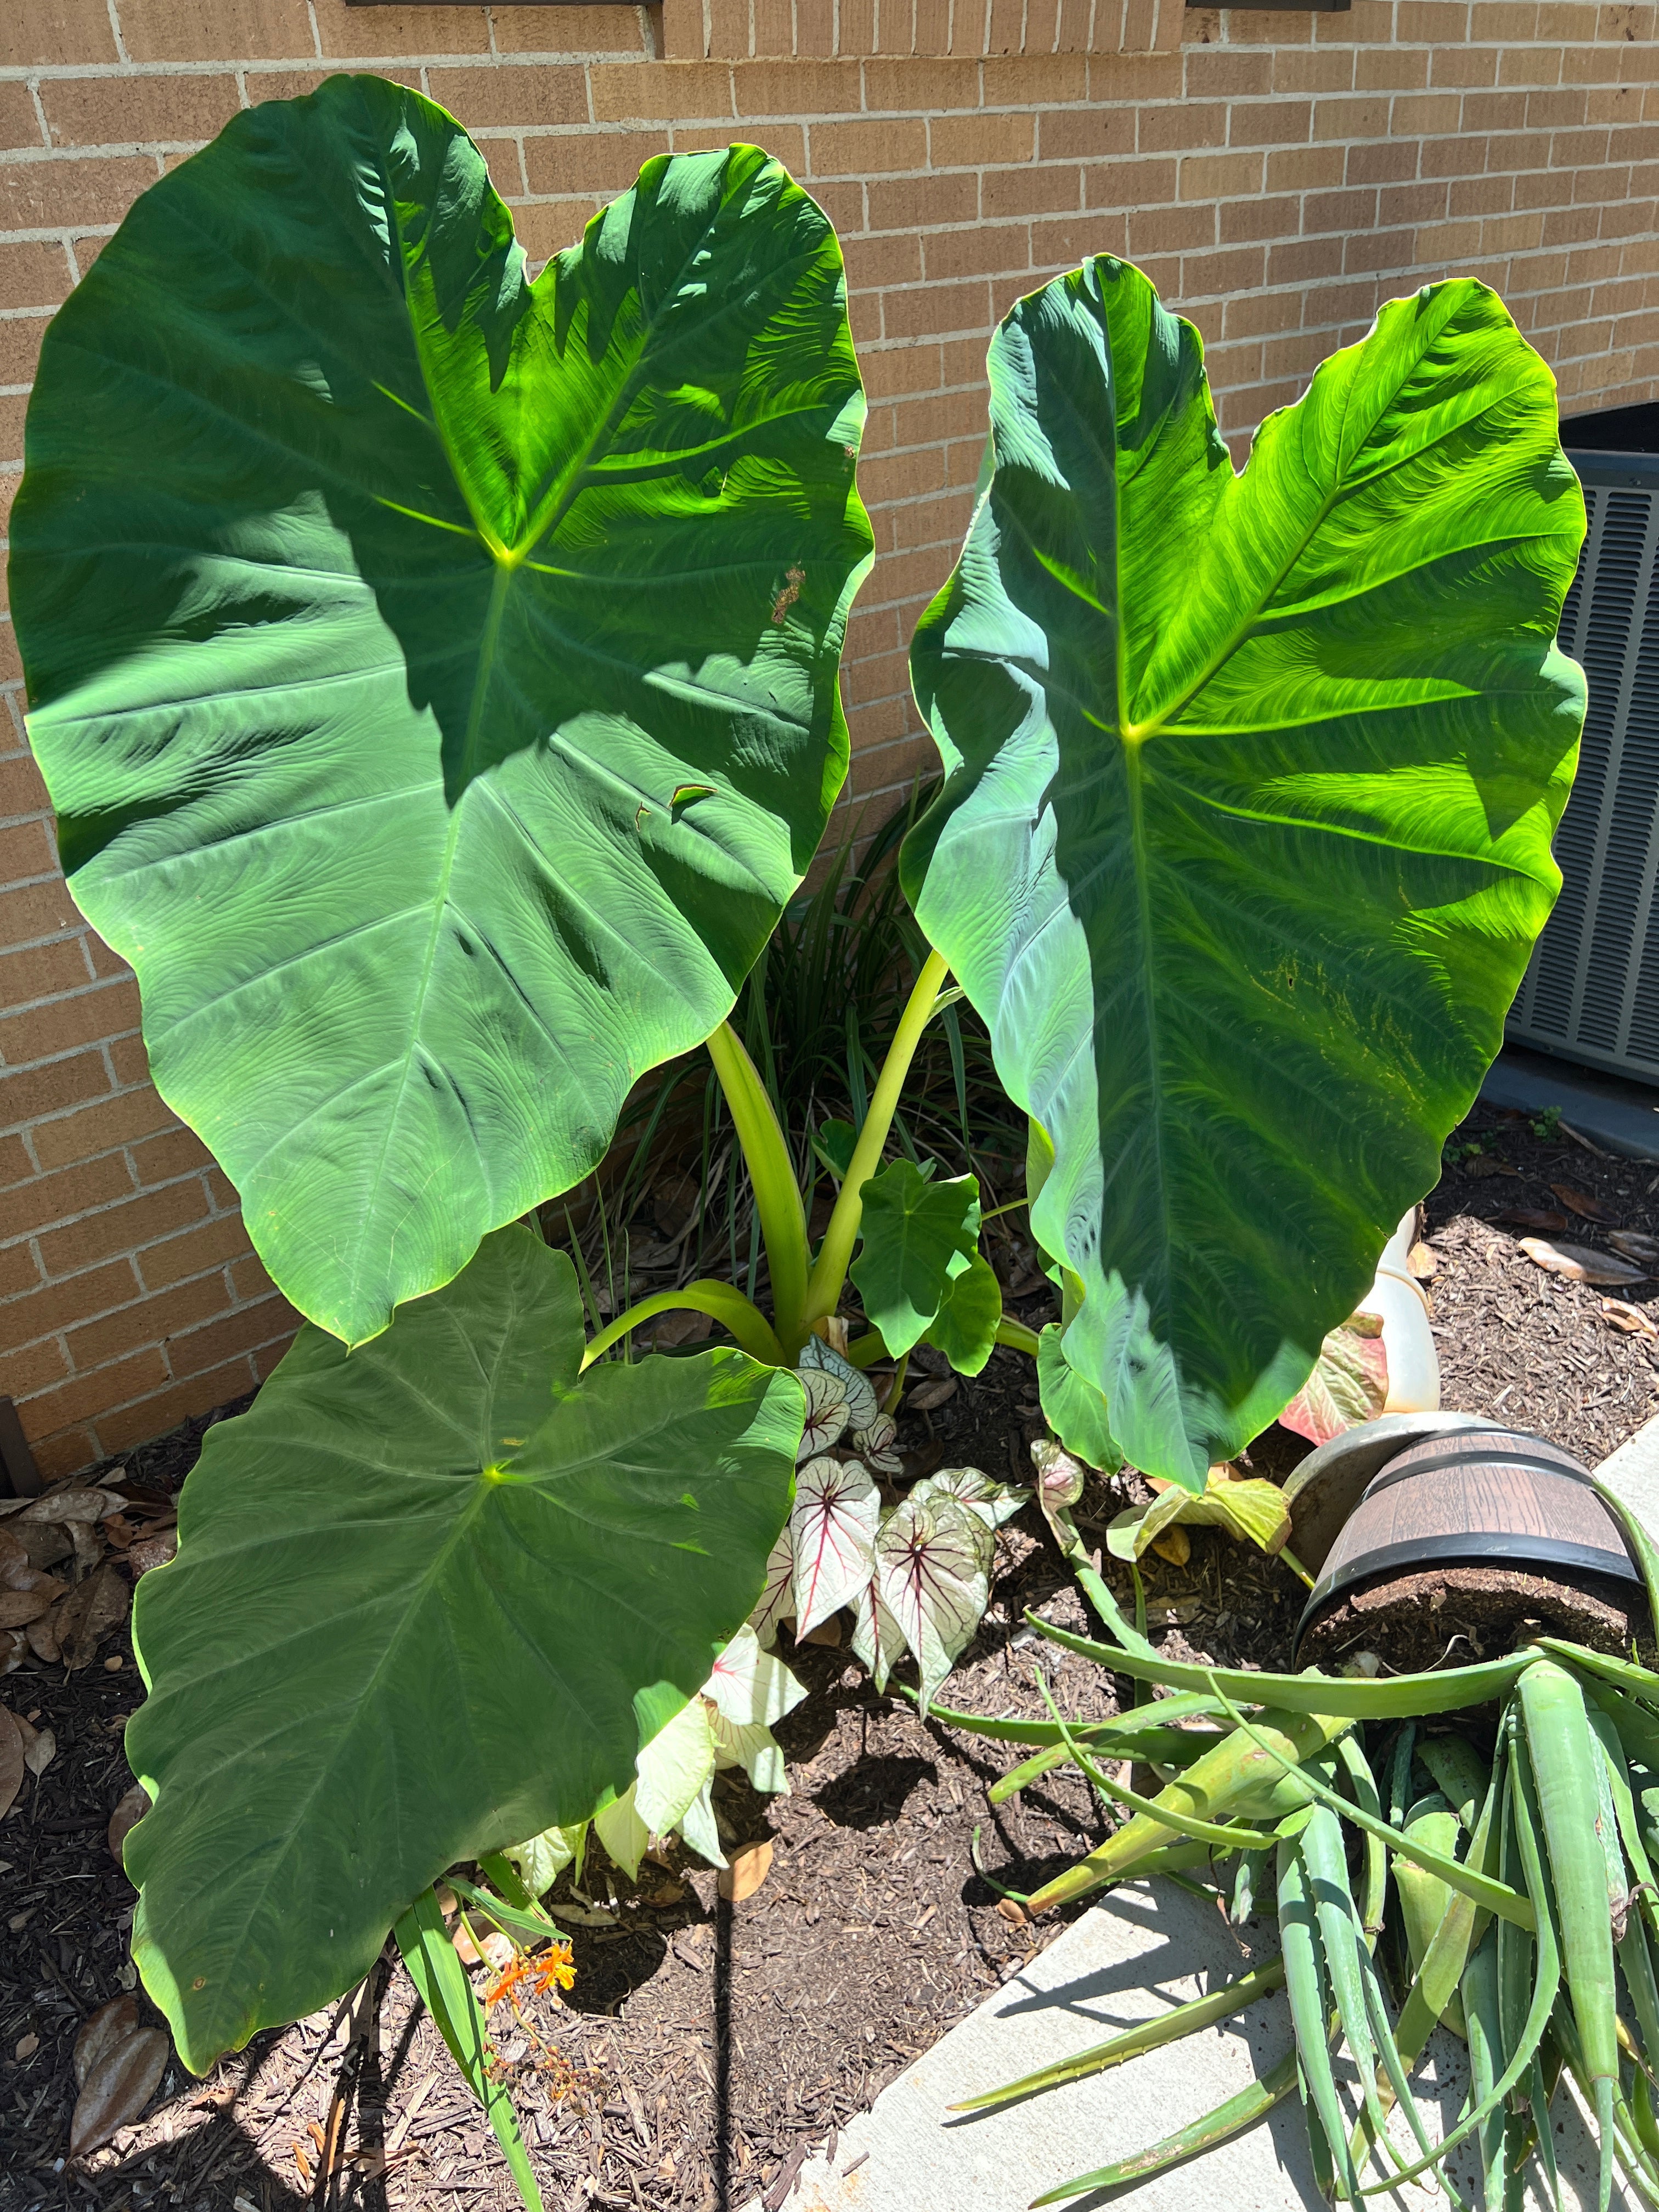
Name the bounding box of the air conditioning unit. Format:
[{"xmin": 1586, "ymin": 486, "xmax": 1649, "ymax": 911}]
[{"xmin": 1509, "ymin": 402, "xmax": 1659, "ymax": 1085}]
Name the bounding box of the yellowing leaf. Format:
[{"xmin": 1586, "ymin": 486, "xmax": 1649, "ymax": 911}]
[{"xmin": 1280, "ymin": 1311, "xmax": 1389, "ymax": 1447}]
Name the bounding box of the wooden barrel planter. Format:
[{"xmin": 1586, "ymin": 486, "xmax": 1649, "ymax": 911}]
[{"xmin": 1295, "ymin": 1425, "xmax": 1650, "ymax": 1674}]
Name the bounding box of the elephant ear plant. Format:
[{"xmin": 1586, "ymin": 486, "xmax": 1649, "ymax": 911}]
[
  {"xmin": 905, "ymin": 257, "xmax": 1587, "ymax": 1488},
  {"xmin": 939, "ymin": 1476, "xmax": 1659, "ymax": 2211},
  {"xmin": 11, "ymin": 69, "xmax": 1586, "ymax": 2206}
]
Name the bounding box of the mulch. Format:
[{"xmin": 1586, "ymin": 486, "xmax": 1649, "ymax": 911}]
[{"xmin": 4, "ymin": 1092, "xmax": 1659, "ymax": 2212}]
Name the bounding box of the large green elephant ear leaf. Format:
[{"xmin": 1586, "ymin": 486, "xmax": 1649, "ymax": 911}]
[
  {"xmin": 904, "ymin": 259, "xmax": 1585, "ymax": 1488},
  {"xmin": 121, "ymin": 1224, "xmax": 802, "ymax": 2073},
  {"xmin": 12, "ymin": 76, "xmax": 872, "ymax": 1346}
]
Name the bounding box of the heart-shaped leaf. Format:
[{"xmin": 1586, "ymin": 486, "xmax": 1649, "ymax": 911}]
[
  {"xmin": 851, "ymin": 1159, "xmax": 981, "ymax": 1358},
  {"xmin": 905, "ymin": 258, "xmax": 1585, "ymax": 1487},
  {"xmin": 14, "ymin": 77, "xmax": 872, "ymax": 1346},
  {"xmin": 1037, "ymin": 1324, "xmax": 1122, "ymax": 1474},
  {"xmin": 122, "ymin": 1224, "xmax": 801, "ymax": 2072},
  {"xmin": 924, "ymin": 1250, "xmax": 1003, "ymax": 1376},
  {"xmin": 1280, "ymin": 1311, "xmax": 1390, "ymax": 1447},
  {"xmin": 873, "ymin": 1492, "xmax": 994, "ymax": 1712},
  {"xmin": 789, "ymin": 1455, "xmax": 880, "ymax": 1635}
]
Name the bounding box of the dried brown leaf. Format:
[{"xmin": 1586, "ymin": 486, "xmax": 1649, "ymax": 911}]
[
  {"xmin": 108, "ymin": 1782, "xmax": 150, "ymax": 1866},
  {"xmin": 1552, "ymin": 1182, "xmax": 1617, "ymax": 1224},
  {"xmin": 1463, "ymin": 1155, "xmax": 1520, "ymax": 1178},
  {"xmin": 70, "ymin": 2023, "xmax": 168, "ymax": 2158},
  {"xmin": 1494, "ymin": 1209, "xmax": 1569, "ymax": 1233},
  {"xmin": 1602, "ymin": 1299, "xmax": 1658, "ymax": 1339},
  {"xmin": 906, "ymin": 1374, "xmax": 958, "ymax": 1413},
  {"xmin": 0, "ymin": 1710, "xmax": 24, "ymax": 1821},
  {"xmin": 3, "ymin": 1486, "xmax": 122, "ymax": 1526},
  {"xmin": 75, "ymin": 1997, "xmax": 138, "ymax": 2089},
  {"xmin": 14, "ymin": 1713, "xmax": 54, "ymax": 1776},
  {"xmin": 14, "ymin": 2033, "xmax": 38, "ymax": 2061},
  {"xmin": 1407, "ymin": 1241, "xmax": 1438, "ymax": 1279},
  {"xmin": 718, "ymin": 1838, "xmax": 774, "ymax": 1903},
  {"xmin": 1148, "ymin": 1525, "xmax": 1192, "ymax": 1567},
  {"xmin": 0, "ymin": 1587, "xmax": 55, "ymax": 1628},
  {"xmin": 0, "ymin": 1631, "xmax": 25, "ymax": 1675},
  {"xmin": 1611, "ymin": 1231, "xmax": 1659, "ymax": 1265},
  {"xmin": 15, "ymin": 1520, "xmax": 72, "ymax": 1572},
  {"xmin": 126, "ymin": 1530, "xmax": 178, "ymax": 1578},
  {"xmin": 55, "ymin": 1562, "xmax": 130, "ymax": 1671},
  {"xmin": 0, "ymin": 1529, "xmax": 27, "ymax": 1583},
  {"xmin": 24, "ymin": 1605, "xmax": 61, "ymax": 1664},
  {"xmin": 1519, "ymin": 1238, "xmax": 1649, "ymax": 1287},
  {"xmin": 648, "ymin": 1308, "xmax": 714, "ymax": 1350}
]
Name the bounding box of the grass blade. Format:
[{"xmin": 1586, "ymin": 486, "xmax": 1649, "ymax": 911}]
[
  {"xmin": 951, "ymin": 1955, "xmax": 1288, "ymax": 2113},
  {"xmin": 393, "ymin": 1887, "xmax": 545, "ymax": 2212}
]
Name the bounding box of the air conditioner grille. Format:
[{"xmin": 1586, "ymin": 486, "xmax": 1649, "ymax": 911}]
[{"xmin": 1511, "ymin": 460, "xmax": 1659, "ymax": 1082}]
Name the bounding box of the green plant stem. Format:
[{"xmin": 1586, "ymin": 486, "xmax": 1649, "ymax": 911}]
[
  {"xmin": 706, "ymin": 1020, "xmax": 810, "ymax": 1351},
  {"xmin": 994, "ymin": 1313, "xmax": 1041, "ymax": 1355},
  {"xmin": 800, "ymin": 947, "xmax": 950, "ymax": 1343},
  {"xmin": 579, "ymin": 1280, "xmax": 785, "ymax": 1369},
  {"xmin": 1278, "ymin": 1543, "xmax": 1316, "ymax": 1592},
  {"xmin": 881, "ymin": 1348, "xmax": 911, "ymax": 1415}
]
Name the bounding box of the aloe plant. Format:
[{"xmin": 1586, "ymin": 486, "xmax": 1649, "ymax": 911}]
[{"xmin": 940, "ymin": 1475, "xmax": 1659, "ymax": 2209}]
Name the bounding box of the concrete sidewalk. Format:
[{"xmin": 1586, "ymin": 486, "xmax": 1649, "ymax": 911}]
[{"xmin": 740, "ymin": 1408, "xmax": 1659, "ymax": 2212}]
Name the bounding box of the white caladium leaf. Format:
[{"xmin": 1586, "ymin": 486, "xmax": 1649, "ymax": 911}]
[
  {"xmin": 1030, "ymin": 1437, "xmax": 1086, "ymax": 1555},
  {"xmin": 748, "ymin": 1524, "xmax": 797, "ymax": 1649},
  {"xmin": 875, "ymin": 1493, "xmax": 994, "ymax": 1713},
  {"xmin": 506, "ymin": 1820, "xmax": 586, "ymax": 1899},
  {"xmin": 703, "ymin": 1622, "xmax": 806, "ymax": 1730},
  {"xmin": 850, "ymin": 1579, "xmax": 908, "ymax": 1692},
  {"xmin": 850, "ymin": 1413, "xmax": 902, "ymax": 1475},
  {"xmin": 635, "ymin": 1697, "xmax": 717, "ymax": 1838},
  {"xmin": 1280, "ymin": 1310, "xmax": 1389, "ymax": 1447},
  {"xmin": 913, "ymin": 1465, "xmax": 1028, "ymax": 1530},
  {"xmin": 710, "ymin": 1711, "xmax": 787, "ymax": 1796},
  {"xmin": 790, "ymin": 1455, "xmax": 881, "ymax": 1636},
  {"xmin": 593, "ymin": 1785, "xmax": 650, "ymax": 1882},
  {"xmin": 798, "ymin": 1334, "xmax": 878, "ymax": 1433},
  {"xmin": 797, "ymin": 1368, "xmax": 850, "ymax": 1462},
  {"xmin": 676, "ymin": 1777, "xmax": 726, "ymax": 1870}
]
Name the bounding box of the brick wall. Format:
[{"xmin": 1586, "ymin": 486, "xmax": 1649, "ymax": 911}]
[{"xmin": 3, "ymin": 0, "xmax": 1656, "ymax": 1478}]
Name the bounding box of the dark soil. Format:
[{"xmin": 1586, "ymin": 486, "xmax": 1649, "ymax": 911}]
[
  {"xmin": 1297, "ymin": 1561, "xmax": 1649, "ymax": 1674},
  {"xmin": 5, "ymin": 1091, "xmax": 1659, "ymax": 2212}
]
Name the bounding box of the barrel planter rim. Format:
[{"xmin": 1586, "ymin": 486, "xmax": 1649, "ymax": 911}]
[
  {"xmin": 1291, "ymin": 1420, "xmax": 1643, "ymax": 1662},
  {"xmin": 1282, "ymin": 1409, "xmax": 1492, "ymax": 1578}
]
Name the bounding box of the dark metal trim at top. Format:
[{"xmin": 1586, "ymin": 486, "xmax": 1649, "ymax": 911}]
[
  {"xmin": 1188, "ymin": 0, "xmax": 1351, "ymax": 10},
  {"xmin": 345, "ymin": 2, "xmax": 638, "ymax": 8}
]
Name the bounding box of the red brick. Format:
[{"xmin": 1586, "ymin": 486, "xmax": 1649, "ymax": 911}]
[
  {"xmin": 38, "ymin": 1180, "xmax": 210, "ymax": 1279},
  {"xmin": 809, "ymin": 119, "xmax": 928, "ymax": 176},
  {"xmin": 0, "ymin": 935, "xmax": 93, "ymax": 1015},
  {"xmin": 0, "ymin": 1048, "xmax": 109, "ymax": 1137},
  {"xmin": 21, "ymin": 1347, "xmax": 167, "ymax": 1432},
  {"xmin": 1138, "ymin": 103, "xmax": 1228, "ymax": 154},
  {"xmin": 981, "ymin": 164, "xmax": 1084, "ymax": 220},
  {"xmin": 0, "ymin": 978, "xmax": 142, "ymax": 1069},
  {"xmin": 425, "ymin": 65, "xmax": 588, "ymax": 130},
  {"xmin": 26, "ymin": 1087, "xmax": 178, "ymax": 1175},
  {"xmin": 0, "ymin": 313, "xmax": 46, "ymax": 392},
  {"xmin": 0, "ymin": 84, "xmax": 43, "ymax": 154},
  {"xmin": 2, "ymin": 1149, "xmax": 134, "ymax": 1243},
  {"xmin": 0, "ymin": 1335, "xmax": 69, "ymax": 1400},
  {"xmin": 29, "ymin": 1425, "xmax": 95, "ymax": 1480},
  {"xmin": 492, "ymin": 3, "xmax": 635, "ymax": 51},
  {"xmin": 0, "ymin": 1257, "xmax": 140, "ymax": 1353},
  {"xmin": 123, "ymin": 0, "xmax": 362, "ymax": 63},
  {"xmin": 866, "ymin": 60, "xmax": 977, "ymax": 111},
  {"xmin": 0, "ymin": 1133, "xmax": 29, "ymax": 1186},
  {"xmin": 922, "ymin": 223, "xmax": 1030, "ymax": 281},
  {"xmin": 589, "ymin": 64, "xmax": 735, "ymax": 123},
  {"xmin": 130, "ymin": 1125, "xmax": 215, "ymax": 1187},
  {"xmin": 230, "ymin": 1250, "xmax": 276, "ymax": 1302},
  {"xmin": 93, "ymin": 1358, "xmax": 259, "ymax": 1454},
  {"xmin": 0, "ymin": 0, "xmax": 120, "ymax": 67},
  {"xmin": 137, "ymin": 1211, "xmax": 253, "ymax": 1293},
  {"xmin": 868, "ymin": 173, "xmax": 978, "ymax": 231},
  {"xmin": 0, "ymin": 154, "xmax": 159, "ymax": 234},
  {"xmin": 930, "ymin": 113, "xmax": 1035, "ymax": 168},
  {"xmin": 883, "ymin": 278, "xmax": 991, "ymax": 339},
  {"xmin": 37, "ymin": 73, "xmax": 244, "ymax": 150},
  {"xmin": 168, "ymin": 1293, "xmax": 297, "ymax": 1379},
  {"xmin": 66, "ymin": 1271, "xmax": 233, "ymax": 1373}
]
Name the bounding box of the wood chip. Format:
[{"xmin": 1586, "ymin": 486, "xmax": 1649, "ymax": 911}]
[
  {"xmin": 108, "ymin": 1783, "xmax": 151, "ymax": 1866},
  {"xmin": 1407, "ymin": 1241, "xmax": 1437, "ymax": 1279}
]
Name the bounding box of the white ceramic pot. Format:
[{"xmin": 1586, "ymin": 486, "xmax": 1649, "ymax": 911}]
[{"xmin": 1359, "ymin": 1210, "xmax": 1440, "ymax": 1415}]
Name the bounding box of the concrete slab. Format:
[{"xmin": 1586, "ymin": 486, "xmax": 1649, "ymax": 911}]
[
  {"xmin": 1482, "ymin": 1042, "xmax": 1659, "ymax": 1161},
  {"xmin": 742, "ymin": 1415, "xmax": 1659, "ymax": 2212},
  {"xmin": 748, "ymin": 1882, "xmax": 1621, "ymax": 2212}
]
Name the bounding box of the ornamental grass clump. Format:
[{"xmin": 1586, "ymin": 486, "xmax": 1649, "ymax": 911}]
[{"xmin": 942, "ymin": 1475, "xmax": 1659, "ymax": 2210}]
